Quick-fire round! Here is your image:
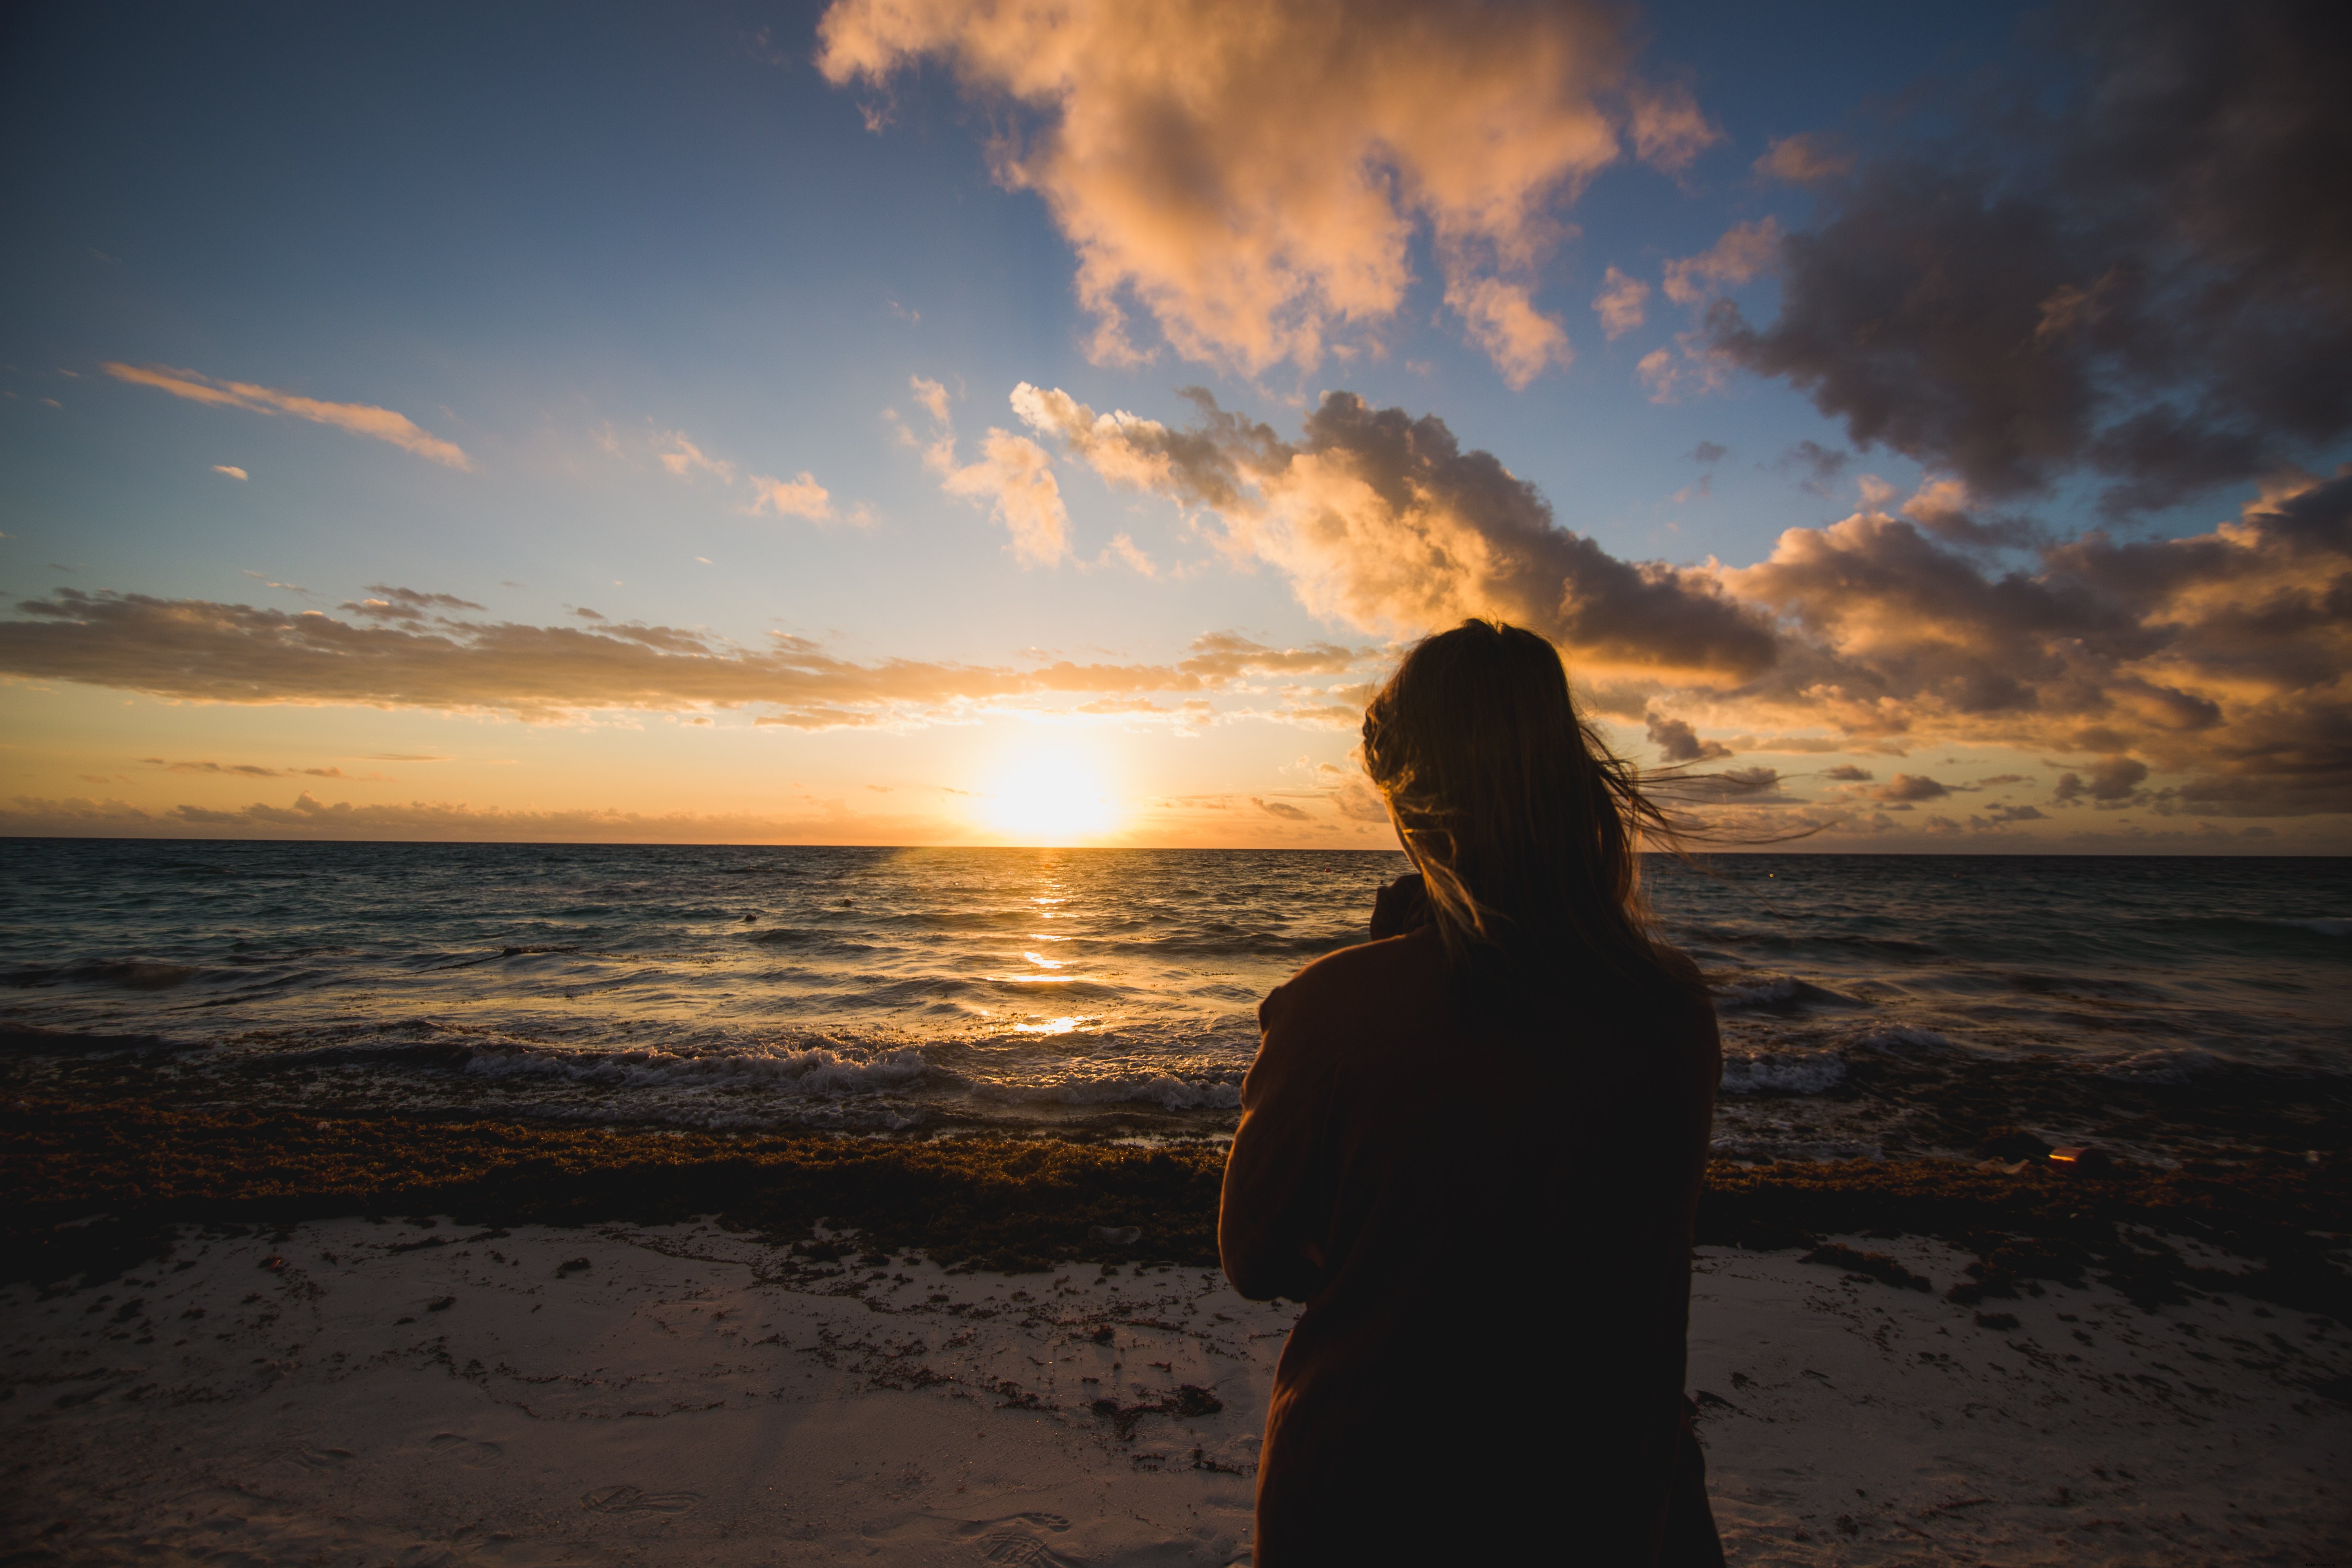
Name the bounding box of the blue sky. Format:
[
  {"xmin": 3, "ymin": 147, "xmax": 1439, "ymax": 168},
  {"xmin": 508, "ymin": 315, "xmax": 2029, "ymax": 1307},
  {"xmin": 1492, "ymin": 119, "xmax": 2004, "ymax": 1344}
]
[{"xmin": 4, "ymin": 1, "xmax": 2345, "ymax": 849}]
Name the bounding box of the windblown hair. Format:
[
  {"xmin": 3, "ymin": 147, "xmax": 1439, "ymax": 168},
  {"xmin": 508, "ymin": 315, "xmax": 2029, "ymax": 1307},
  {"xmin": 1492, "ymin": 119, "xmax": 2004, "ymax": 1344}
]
[{"xmin": 1361, "ymin": 619, "xmax": 1693, "ymax": 997}]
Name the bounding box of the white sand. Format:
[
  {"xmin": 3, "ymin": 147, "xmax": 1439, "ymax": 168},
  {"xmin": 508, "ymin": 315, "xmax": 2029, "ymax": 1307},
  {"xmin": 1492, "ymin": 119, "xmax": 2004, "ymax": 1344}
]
[{"xmin": 2, "ymin": 1218, "xmax": 2344, "ymax": 1564}]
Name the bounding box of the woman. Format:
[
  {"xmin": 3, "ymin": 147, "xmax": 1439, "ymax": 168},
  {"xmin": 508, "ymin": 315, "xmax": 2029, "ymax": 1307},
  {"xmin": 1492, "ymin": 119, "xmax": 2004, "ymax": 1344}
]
[{"xmin": 1219, "ymin": 620, "xmax": 1724, "ymax": 1566}]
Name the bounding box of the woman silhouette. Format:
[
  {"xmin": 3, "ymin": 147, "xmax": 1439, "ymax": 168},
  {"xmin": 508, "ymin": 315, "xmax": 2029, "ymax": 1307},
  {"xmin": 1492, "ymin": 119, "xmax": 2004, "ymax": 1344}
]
[{"xmin": 1220, "ymin": 620, "xmax": 1724, "ymax": 1566}]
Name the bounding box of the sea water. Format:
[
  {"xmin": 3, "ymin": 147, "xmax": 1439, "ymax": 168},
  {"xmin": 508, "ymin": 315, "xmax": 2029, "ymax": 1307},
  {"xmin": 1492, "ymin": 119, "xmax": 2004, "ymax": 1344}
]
[{"xmin": 4, "ymin": 841, "xmax": 2346, "ymax": 1162}]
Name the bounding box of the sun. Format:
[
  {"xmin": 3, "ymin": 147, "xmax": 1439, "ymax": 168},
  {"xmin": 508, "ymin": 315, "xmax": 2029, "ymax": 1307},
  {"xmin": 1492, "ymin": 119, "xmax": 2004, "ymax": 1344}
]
[{"xmin": 977, "ymin": 744, "xmax": 1122, "ymax": 844}]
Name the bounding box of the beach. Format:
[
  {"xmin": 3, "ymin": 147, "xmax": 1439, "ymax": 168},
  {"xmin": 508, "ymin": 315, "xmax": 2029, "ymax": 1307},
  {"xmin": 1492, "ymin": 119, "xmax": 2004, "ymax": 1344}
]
[
  {"xmin": 5, "ymin": 1210, "xmax": 2345, "ymax": 1566},
  {"xmin": 6, "ymin": 842, "xmax": 2349, "ymax": 1560}
]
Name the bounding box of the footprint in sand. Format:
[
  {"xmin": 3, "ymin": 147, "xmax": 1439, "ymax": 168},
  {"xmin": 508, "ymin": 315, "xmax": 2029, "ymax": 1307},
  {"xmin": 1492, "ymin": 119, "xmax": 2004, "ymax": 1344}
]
[
  {"xmin": 428, "ymin": 1434, "xmax": 505, "ymax": 1467},
  {"xmin": 581, "ymin": 1485, "xmax": 701, "ymax": 1514},
  {"xmin": 955, "ymin": 1514, "xmax": 1078, "ymax": 1566}
]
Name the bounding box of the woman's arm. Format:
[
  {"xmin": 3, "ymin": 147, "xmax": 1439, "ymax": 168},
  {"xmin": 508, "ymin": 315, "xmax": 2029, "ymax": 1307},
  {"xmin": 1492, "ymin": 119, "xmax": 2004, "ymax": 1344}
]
[{"xmin": 1217, "ymin": 984, "xmax": 1334, "ymax": 1303}]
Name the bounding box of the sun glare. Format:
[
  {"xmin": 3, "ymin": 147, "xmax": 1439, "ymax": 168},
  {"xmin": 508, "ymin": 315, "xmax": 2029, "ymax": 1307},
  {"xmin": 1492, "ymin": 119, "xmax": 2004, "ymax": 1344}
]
[{"xmin": 978, "ymin": 746, "xmax": 1122, "ymax": 844}]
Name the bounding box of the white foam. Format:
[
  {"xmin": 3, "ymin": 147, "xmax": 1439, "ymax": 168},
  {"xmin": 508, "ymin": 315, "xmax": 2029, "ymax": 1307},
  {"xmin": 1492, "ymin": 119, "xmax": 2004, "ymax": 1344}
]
[
  {"xmin": 2100, "ymin": 1047, "xmax": 2231, "ymax": 1085},
  {"xmin": 462, "ymin": 1042, "xmax": 931, "ymax": 1097},
  {"xmin": 1719, "ymin": 1053, "xmax": 1848, "ymax": 1095},
  {"xmin": 2278, "ymin": 916, "xmax": 2351, "ymax": 937},
  {"xmin": 973, "ymin": 1072, "xmax": 1243, "ymax": 1111},
  {"xmin": 1850, "ymin": 1026, "xmax": 1953, "ymax": 1055}
]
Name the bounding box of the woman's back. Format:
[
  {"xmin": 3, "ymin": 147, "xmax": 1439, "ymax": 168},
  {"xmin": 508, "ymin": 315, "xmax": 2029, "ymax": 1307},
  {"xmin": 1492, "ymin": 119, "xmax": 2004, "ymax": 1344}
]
[
  {"xmin": 1221, "ymin": 923, "xmax": 1720, "ymax": 1565},
  {"xmin": 1221, "ymin": 618, "xmax": 1726, "ymax": 1564}
]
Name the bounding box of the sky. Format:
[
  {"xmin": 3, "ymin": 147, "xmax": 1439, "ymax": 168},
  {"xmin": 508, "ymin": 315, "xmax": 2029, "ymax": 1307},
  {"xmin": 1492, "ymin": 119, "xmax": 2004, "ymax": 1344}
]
[{"xmin": 2, "ymin": 0, "xmax": 2346, "ymax": 851}]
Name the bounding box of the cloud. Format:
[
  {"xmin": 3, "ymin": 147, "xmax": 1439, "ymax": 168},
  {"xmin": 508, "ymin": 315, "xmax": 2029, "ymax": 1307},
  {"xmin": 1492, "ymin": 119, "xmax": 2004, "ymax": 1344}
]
[
  {"xmin": 1446, "ymin": 274, "xmax": 1571, "ymax": 391},
  {"xmin": 2054, "ymin": 756, "xmax": 2149, "ymax": 804},
  {"xmin": 212, "ymin": 465, "xmax": 248, "ymax": 481},
  {"xmin": 339, "ymin": 584, "xmax": 488, "ymax": 623},
  {"xmin": 1025, "ymin": 373, "xmax": 2349, "ymax": 819},
  {"xmin": 0, "ymin": 592, "xmax": 1377, "ymax": 730},
  {"xmin": 911, "ymin": 382, "xmax": 1071, "ymax": 565},
  {"xmin": 1012, "ymin": 381, "xmax": 1777, "ymax": 681},
  {"xmin": 1875, "ymin": 773, "xmax": 1950, "ymax": 802},
  {"xmin": 1252, "ymin": 797, "xmax": 1313, "ymax": 822},
  {"xmin": 748, "ymin": 471, "xmax": 834, "ymax": 520},
  {"xmin": 1662, "ymin": 217, "xmax": 1780, "ymax": 306},
  {"xmin": 1778, "ymin": 440, "xmax": 1849, "ymax": 495},
  {"xmin": 1591, "ymin": 266, "xmax": 1650, "ymax": 339},
  {"xmin": 1754, "ymin": 133, "xmax": 1851, "ymax": 184},
  {"xmin": 1706, "ymin": 4, "xmax": 2352, "ymax": 513},
  {"xmin": 819, "ymin": 0, "xmax": 1690, "ymax": 384},
  {"xmin": 1646, "ymin": 710, "xmax": 1732, "ymax": 762},
  {"xmin": 1626, "ymin": 79, "xmax": 1719, "ymax": 174},
  {"xmin": 1719, "ymin": 468, "xmax": 2352, "ymax": 815},
  {"xmin": 101, "ymin": 363, "xmax": 472, "ymax": 470},
  {"xmin": 0, "ymin": 791, "xmax": 961, "ymax": 846},
  {"xmin": 1822, "ymin": 764, "xmax": 1873, "ymax": 782},
  {"xmin": 1690, "ymin": 441, "xmax": 1728, "ymax": 466},
  {"xmin": 940, "ymin": 430, "xmax": 1069, "ymax": 566},
  {"xmin": 658, "ymin": 432, "xmax": 736, "ymax": 484},
  {"xmin": 141, "ymin": 757, "xmax": 283, "ymax": 777}
]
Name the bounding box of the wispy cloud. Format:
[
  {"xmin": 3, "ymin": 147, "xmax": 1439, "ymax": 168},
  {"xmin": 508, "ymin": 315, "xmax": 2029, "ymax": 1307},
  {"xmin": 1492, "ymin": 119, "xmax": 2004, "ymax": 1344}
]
[
  {"xmin": 657, "ymin": 432, "xmax": 735, "ymax": 483},
  {"xmin": 212, "ymin": 464, "xmax": 248, "ymax": 481},
  {"xmin": 101, "ymin": 363, "xmax": 472, "ymax": 470},
  {"xmin": 0, "ymin": 591, "xmax": 1380, "ymax": 731},
  {"xmin": 1661, "ymin": 217, "xmax": 1780, "ymax": 306}
]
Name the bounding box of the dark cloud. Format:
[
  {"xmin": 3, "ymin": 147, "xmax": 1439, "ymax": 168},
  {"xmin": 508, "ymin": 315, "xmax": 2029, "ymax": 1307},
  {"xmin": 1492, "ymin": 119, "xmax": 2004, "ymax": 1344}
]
[
  {"xmin": 1690, "ymin": 442, "xmax": 1728, "ymax": 465},
  {"xmin": 1876, "ymin": 774, "xmax": 1951, "ymax": 802},
  {"xmin": 1711, "ymin": 2, "xmax": 2352, "ymax": 514},
  {"xmin": 1823, "ymin": 764, "xmax": 1874, "ymax": 781},
  {"xmin": 1253, "ymin": 797, "xmax": 1313, "ymax": 821},
  {"xmin": 1645, "ymin": 710, "xmax": 1732, "ymax": 762},
  {"xmin": 2054, "ymin": 755, "xmax": 2150, "ymax": 803},
  {"xmin": 1777, "ymin": 439, "xmax": 1849, "ymax": 495}
]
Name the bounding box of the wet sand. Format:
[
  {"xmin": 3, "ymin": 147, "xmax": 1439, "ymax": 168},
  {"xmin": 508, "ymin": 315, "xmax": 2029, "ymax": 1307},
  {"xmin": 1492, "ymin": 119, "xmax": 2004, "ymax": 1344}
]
[{"xmin": 4, "ymin": 1216, "xmax": 2345, "ymax": 1565}]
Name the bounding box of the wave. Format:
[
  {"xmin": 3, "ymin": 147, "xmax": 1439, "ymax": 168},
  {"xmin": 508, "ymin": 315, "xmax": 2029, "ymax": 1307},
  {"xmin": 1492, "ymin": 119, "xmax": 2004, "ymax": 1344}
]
[
  {"xmin": 971, "ymin": 1071, "xmax": 1244, "ymax": 1111},
  {"xmin": 1718, "ymin": 1052, "xmax": 1848, "ymax": 1095},
  {"xmin": 1712, "ymin": 975, "xmax": 1868, "ymax": 1013},
  {"xmin": 2278, "ymin": 916, "xmax": 2352, "ymax": 938},
  {"xmin": 3, "ymin": 959, "xmax": 205, "ymax": 991},
  {"xmin": 461, "ymin": 1041, "xmax": 933, "ymax": 1096}
]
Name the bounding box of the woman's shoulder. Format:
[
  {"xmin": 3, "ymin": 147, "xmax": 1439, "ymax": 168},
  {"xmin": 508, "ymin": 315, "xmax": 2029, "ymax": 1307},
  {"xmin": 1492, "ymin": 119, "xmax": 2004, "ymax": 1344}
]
[{"xmin": 1258, "ymin": 926, "xmax": 1448, "ymax": 1036}]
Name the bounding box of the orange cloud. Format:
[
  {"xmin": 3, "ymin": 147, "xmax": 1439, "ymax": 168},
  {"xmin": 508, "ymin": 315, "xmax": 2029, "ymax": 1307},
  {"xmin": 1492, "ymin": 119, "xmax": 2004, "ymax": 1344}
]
[
  {"xmin": 1590, "ymin": 265, "xmax": 1649, "ymax": 339},
  {"xmin": 101, "ymin": 363, "xmax": 472, "ymax": 470},
  {"xmin": 748, "ymin": 471, "xmax": 834, "ymax": 520},
  {"xmin": 1661, "ymin": 217, "xmax": 1781, "ymax": 305},
  {"xmin": 819, "ymin": 0, "xmax": 1664, "ymax": 383},
  {"xmin": 940, "ymin": 431, "xmax": 1068, "ymax": 565},
  {"xmin": 1013, "ymin": 381, "xmax": 1775, "ymax": 681}
]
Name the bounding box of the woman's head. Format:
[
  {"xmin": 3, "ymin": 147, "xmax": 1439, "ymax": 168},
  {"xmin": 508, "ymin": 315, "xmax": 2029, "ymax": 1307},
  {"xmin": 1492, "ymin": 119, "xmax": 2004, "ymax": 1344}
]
[{"xmin": 1362, "ymin": 619, "xmax": 1679, "ymax": 987}]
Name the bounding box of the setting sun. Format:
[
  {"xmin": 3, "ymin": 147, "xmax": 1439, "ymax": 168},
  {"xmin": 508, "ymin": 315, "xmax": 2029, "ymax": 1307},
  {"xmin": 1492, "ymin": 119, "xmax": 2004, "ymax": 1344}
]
[{"xmin": 976, "ymin": 746, "xmax": 1123, "ymax": 844}]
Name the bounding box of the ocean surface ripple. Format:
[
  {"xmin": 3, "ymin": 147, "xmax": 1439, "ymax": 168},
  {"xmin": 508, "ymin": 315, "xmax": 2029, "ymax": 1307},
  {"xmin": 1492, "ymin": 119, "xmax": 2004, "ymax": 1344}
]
[{"xmin": 4, "ymin": 842, "xmax": 2346, "ymax": 1162}]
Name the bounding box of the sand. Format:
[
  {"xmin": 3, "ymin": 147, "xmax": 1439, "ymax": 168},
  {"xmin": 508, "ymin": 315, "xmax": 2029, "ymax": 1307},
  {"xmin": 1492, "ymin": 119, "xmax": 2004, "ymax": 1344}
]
[{"xmin": 3, "ymin": 1218, "xmax": 2345, "ymax": 1565}]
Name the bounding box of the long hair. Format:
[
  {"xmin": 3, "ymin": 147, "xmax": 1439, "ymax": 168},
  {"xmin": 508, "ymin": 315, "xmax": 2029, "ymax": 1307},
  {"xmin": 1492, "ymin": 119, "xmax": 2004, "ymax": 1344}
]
[{"xmin": 1361, "ymin": 619, "xmax": 1692, "ymax": 996}]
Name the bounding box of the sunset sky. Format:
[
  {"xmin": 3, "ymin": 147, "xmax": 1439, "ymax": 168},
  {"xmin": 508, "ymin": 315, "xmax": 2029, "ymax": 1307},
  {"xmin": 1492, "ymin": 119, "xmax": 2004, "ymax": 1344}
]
[{"xmin": 3, "ymin": 1, "xmax": 2345, "ymax": 850}]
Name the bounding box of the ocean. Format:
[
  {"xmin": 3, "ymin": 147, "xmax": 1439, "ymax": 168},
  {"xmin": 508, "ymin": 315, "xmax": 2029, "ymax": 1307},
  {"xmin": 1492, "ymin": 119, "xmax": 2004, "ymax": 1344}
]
[{"xmin": 4, "ymin": 841, "xmax": 2346, "ymax": 1165}]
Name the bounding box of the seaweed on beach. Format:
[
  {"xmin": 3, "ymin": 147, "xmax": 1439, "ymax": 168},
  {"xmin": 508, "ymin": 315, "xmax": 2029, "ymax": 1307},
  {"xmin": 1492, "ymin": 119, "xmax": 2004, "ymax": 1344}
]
[{"xmin": 3, "ymin": 1082, "xmax": 2345, "ymax": 1319}]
